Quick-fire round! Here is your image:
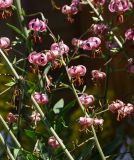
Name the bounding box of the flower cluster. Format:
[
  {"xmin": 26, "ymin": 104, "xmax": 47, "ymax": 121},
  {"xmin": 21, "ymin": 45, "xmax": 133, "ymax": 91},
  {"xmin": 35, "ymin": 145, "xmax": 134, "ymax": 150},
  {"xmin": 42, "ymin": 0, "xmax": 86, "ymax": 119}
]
[
  {"xmin": 68, "ymin": 65, "xmax": 86, "ymax": 78},
  {"xmin": 33, "ymin": 92, "xmax": 48, "ymax": 105},
  {"xmin": 91, "ymin": 23, "xmax": 108, "ymax": 35},
  {"xmin": 108, "ymin": 0, "xmax": 133, "ymax": 13},
  {"xmin": 28, "ymin": 42, "xmax": 69, "ymax": 66},
  {"xmin": 125, "ymin": 28, "xmax": 134, "ymax": 41},
  {"xmin": 48, "ymin": 136, "xmax": 60, "ymax": 149},
  {"xmin": 28, "ymin": 18, "xmax": 47, "ymax": 32},
  {"xmin": 62, "ymin": 0, "xmax": 80, "ymax": 20},
  {"xmin": 109, "ymin": 100, "xmax": 134, "ymax": 120},
  {"xmin": 0, "ymin": 0, "xmax": 13, "ymax": 10},
  {"xmin": 78, "ymin": 117, "xmax": 104, "ymax": 128},
  {"xmin": 0, "ymin": 37, "xmax": 10, "ymax": 49},
  {"xmin": 79, "ymin": 94, "xmax": 95, "ymax": 107},
  {"xmin": 46, "ymin": 41, "xmax": 69, "ymax": 61},
  {"xmin": 72, "ymin": 37, "xmax": 101, "ymax": 51},
  {"xmin": 91, "ymin": 70, "xmax": 106, "ymax": 82}
]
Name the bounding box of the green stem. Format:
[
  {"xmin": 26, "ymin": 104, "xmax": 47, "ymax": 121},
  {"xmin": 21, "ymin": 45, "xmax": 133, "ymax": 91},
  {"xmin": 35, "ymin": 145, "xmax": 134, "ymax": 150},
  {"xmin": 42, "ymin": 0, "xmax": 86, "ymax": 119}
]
[
  {"xmin": 62, "ymin": 58, "xmax": 106, "ymax": 160},
  {"xmin": 0, "ymin": 133, "xmax": 15, "ymax": 160},
  {"xmin": 86, "ymin": 0, "xmax": 103, "ymax": 21},
  {"xmin": 31, "ymin": 96, "xmax": 74, "ymax": 160},
  {"xmin": 0, "ymin": 115, "xmax": 21, "ymax": 149},
  {"xmin": 103, "ymin": 57, "xmax": 110, "ymax": 107},
  {"xmin": 95, "ymin": 109, "xmax": 109, "ymax": 115},
  {"xmin": 0, "ymin": 49, "xmax": 20, "ymax": 80},
  {"xmin": 14, "ymin": 0, "xmax": 28, "ymax": 38}
]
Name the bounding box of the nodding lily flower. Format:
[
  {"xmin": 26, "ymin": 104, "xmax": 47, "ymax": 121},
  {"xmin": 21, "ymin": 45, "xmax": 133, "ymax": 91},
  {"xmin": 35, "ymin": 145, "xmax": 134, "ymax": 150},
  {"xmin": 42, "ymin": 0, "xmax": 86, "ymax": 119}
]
[
  {"xmin": 109, "ymin": 100, "xmax": 134, "ymax": 120},
  {"xmin": 28, "ymin": 18, "xmax": 47, "ymax": 32},
  {"xmin": 33, "ymin": 92, "xmax": 48, "ymax": 105},
  {"xmin": 91, "ymin": 70, "xmax": 106, "ymax": 82},
  {"xmin": 68, "ymin": 65, "xmax": 87, "ymax": 78},
  {"xmin": 94, "ymin": 118, "xmax": 104, "ymax": 126},
  {"xmin": 125, "ymin": 28, "xmax": 134, "ymax": 41},
  {"xmin": 72, "ymin": 37, "xmax": 101, "ymax": 51},
  {"xmin": 0, "ymin": 37, "xmax": 10, "ymax": 49},
  {"xmin": 78, "ymin": 117, "xmax": 93, "ymax": 127},
  {"xmin": 48, "ymin": 136, "xmax": 60, "ymax": 149},
  {"xmin": 91, "ymin": 23, "xmax": 108, "ymax": 35},
  {"xmin": 30, "ymin": 111, "xmax": 41, "ymax": 125},
  {"xmin": 79, "ymin": 94, "xmax": 95, "ymax": 107},
  {"xmin": 108, "ymin": 0, "xmax": 133, "ymax": 13},
  {"xmin": 50, "ymin": 42, "xmax": 69, "ymax": 56},
  {"xmin": 28, "ymin": 51, "xmax": 48, "ymax": 66},
  {"xmin": 0, "ymin": 0, "xmax": 13, "ymax": 10},
  {"xmin": 7, "ymin": 112, "xmax": 18, "ymax": 123}
]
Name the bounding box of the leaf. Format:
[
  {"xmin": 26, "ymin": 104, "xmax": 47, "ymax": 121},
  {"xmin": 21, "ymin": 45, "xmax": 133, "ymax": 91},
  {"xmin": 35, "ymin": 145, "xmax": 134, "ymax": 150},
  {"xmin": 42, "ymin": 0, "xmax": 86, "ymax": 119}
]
[
  {"xmin": 77, "ymin": 141, "xmax": 95, "ymax": 160},
  {"xmin": 13, "ymin": 149, "xmax": 20, "ymax": 159},
  {"xmin": 12, "ymin": 57, "xmax": 16, "ymax": 64},
  {"xmin": 26, "ymin": 154, "xmax": 38, "ymax": 160},
  {"xmin": 6, "ymin": 23, "xmax": 26, "ymax": 39},
  {"xmin": 82, "ymin": 85, "xmax": 86, "ymax": 93},
  {"xmin": 60, "ymin": 100, "xmax": 76, "ymax": 117},
  {"xmin": 92, "ymin": 17, "xmax": 100, "ymax": 22},
  {"xmin": 43, "ymin": 63, "xmax": 51, "ymax": 75},
  {"xmin": 53, "ymin": 98, "xmax": 64, "ymax": 114},
  {"xmin": 5, "ymin": 81, "xmax": 16, "ymax": 87},
  {"xmin": 24, "ymin": 130, "xmax": 37, "ymax": 139}
]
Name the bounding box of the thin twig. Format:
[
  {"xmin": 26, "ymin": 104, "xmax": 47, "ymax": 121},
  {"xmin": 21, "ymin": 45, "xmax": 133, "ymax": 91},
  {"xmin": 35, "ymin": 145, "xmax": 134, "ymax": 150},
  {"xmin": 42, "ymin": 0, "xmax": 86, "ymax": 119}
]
[{"xmin": 0, "ymin": 87, "xmax": 11, "ymax": 96}]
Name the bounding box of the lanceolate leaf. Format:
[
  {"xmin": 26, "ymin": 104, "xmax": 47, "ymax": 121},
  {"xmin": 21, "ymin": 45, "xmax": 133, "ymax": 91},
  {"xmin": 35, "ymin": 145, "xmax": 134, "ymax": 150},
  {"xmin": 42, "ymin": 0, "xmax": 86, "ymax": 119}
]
[
  {"xmin": 6, "ymin": 23, "xmax": 26, "ymax": 39},
  {"xmin": 5, "ymin": 81, "xmax": 16, "ymax": 87},
  {"xmin": 53, "ymin": 98, "xmax": 64, "ymax": 114}
]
